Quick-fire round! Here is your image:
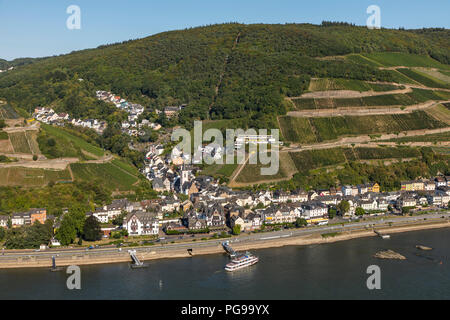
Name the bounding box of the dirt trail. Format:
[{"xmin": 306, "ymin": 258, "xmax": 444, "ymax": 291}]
[
  {"xmin": 228, "ymin": 152, "xmax": 250, "ymax": 184},
  {"xmin": 282, "ymin": 127, "xmax": 450, "ymax": 153},
  {"xmin": 287, "ymin": 100, "xmax": 444, "ymax": 118},
  {"xmin": 296, "ymin": 86, "xmax": 411, "ymax": 99},
  {"xmin": 0, "ymin": 154, "xmax": 114, "ymax": 170}
]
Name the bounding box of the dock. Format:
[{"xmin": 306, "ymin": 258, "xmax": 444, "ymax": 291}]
[
  {"xmin": 128, "ymin": 250, "xmax": 148, "ymax": 268},
  {"xmin": 222, "ymin": 241, "xmax": 237, "ymax": 258},
  {"xmin": 374, "ymin": 229, "xmax": 390, "ymax": 239}
]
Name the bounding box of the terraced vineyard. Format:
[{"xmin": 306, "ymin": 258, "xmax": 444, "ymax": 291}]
[
  {"xmin": 397, "ymin": 68, "xmax": 450, "ymax": 89},
  {"xmin": 280, "ymin": 111, "xmax": 447, "ymax": 143},
  {"xmin": 40, "ymin": 123, "xmax": 104, "ymax": 158},
  {"xmin": 380, "ymin": 131, "xmax": 450, "ymax": 143},
  {"xmin": 0, "ymin": 104, "xmax": 19, "ymax": 119},
  {"xmin": 308, "ymin": 78, "xmax": 400, "ymax": 92},
  {"xmin": 0, "ymin": 167, "xmax": 72, "ymax": 187},
  {"xmin": 362, "ymin": 52, "xmax": 450, "ymax": 69},
  {"xmin": 8, "ymin": 132, "xmax": 32, "ymax": 154},
  {"xmin": 233, "ymin": 152, "xmax": 296, "ymax": 184},
  {"xmin": 70, "ymin": 162, "xmax": 139, "ymax": 191},
  {"xmin": 292, "ymin": 88, "xmax": 448, "ymax": 110},
  {"xmin": 289, "ymin": 146, "xmax": 423, "ymax": 173}
]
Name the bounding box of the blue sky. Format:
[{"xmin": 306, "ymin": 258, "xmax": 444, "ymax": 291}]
[{"xmin": 1, "ymin": 0, "xmax": 449, "ymax": 60}]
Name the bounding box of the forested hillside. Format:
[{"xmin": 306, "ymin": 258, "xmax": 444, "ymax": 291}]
[{"xmin": 0, "ymin": 23, "xmax": 449, "ymax": 130}]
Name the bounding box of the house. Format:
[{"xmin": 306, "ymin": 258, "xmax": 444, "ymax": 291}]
[
  {"xmin": 426, "ymin": 193, "xmax": 442, "ymax": 207},
  {"xmin": 398, "ymin": 197, "xmax": 417, "ymax": 209},
  {"xmin": 401, "ymin": 180, "xmax": 425, "ymax": 192},
  {"xmin": 29, "ymin": 208, "xmax": 47, "ymax": 224},
  {"xmin": 123, "ymin": 211, "xmax": 159, "ymax": 236},
  {"xmin": 342, "ymin": 185, "xmax": 358, "ymax": 196},
  {"xmin": 0, "ymin": 215, "xmax": 8, "ymax": 228},
  {"xmin": 359, "ymin": 199, "xmax": 378, "ymax": 211},
  {"xmin": 230, "ymin": 213, "xmax": 262, "ymax": 232},
  {"xmin": 262, "ymin": 205, "xmax": 301, "ymax": 224},
  {"xmin": 164, "ymin": 106, "xmax": 180, "ymax": 118},
  {"xmin": 301, "ymin": 202, "xmax": 328, "ymax": 219},
  {"xmin": 91, "ymin": 199, "xmax": 130, "ymax": 223},
  {"xmin": 435, "ymin": 177, "xmax": 447, "ymax": 188},
  {"xmin": 11, "ymin": 212, "xmax": 31, "ymax": 227},
  {"xmin": 425, "ymin": 181, "xmax": 436, "ymax": 191},
  {"xmin": 358, "ymin": 183, "xmax": 380, "ymax": 195},
  {"xmin": 376, "ymin": 199, "xmax": 389, "ymax": 212}
]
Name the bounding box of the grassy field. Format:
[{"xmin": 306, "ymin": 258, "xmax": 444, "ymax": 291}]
[
  {"xmin": 308, "ymin": 78, "xmax": 400, "ymax": 92},
  {"xmin": 200, "ymin": 162, "xmax": 238, "ymax": 180},
  {"xmin": 8, "ymin": 132, "xmax": 32, "ymax": 154},
  {"xmin": 397, "ymin": 68, "xmax": 450, "ymax": 89},
  {"xmin": 70, "ymin": 162, "xmax": 139, "ymax": 191},
  {"xmin": 40, "ymin": 124, "xmax": 105, "ymax": 158},
  {"xmin": 289, "ymin": 146, "xmax": 423, "ymax": 173},
  {"xmin": 0, "ymin": 167, "xmax": 72, "ymax": 187},
  {"xmin": 362, "ymin": 53, "xmax": 450, "ymax": 69},
  {"xmin": 280, "ymin": 111, "xmax": 447, "ymax": 143}
]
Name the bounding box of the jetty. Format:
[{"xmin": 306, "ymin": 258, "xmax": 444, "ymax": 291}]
[
  {"xmin": 374, "ymin": 229, "xmax": 390, "ymax": 239},
  {"xmin": 128, "ymin": 250, "xmax": 148, "ymax": 268},
  {"xmin": 49, "ymin": 256, "xmax": 63, "ymax": 272},
  {"xmin": 222, "ymin": 241, "xmax": 237, "ymax": 258}
]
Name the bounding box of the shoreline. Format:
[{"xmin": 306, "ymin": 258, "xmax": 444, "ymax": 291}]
[{"xmin": 1, "ymin": 219, "xmax": 449, "ymax": 269}]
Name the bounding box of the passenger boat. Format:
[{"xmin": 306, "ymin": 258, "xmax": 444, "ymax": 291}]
[{"xmin": 225, "ymin": 252, "xmax": 259, "ymax": 271}]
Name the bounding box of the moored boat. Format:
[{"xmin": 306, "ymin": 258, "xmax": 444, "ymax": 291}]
[{"xmin": 225, "ymin": 252, "xmax": 259, "ymax": 271}]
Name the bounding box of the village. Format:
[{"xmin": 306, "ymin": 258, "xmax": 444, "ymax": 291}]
[{"xmin": 2, "ymin": 167, "xmax": 450, "ymax": 246}]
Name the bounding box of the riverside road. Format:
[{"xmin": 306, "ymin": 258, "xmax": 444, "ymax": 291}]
[{"xmin": 1, "ymin": 210, "xmax": 449, "ymax": 262}]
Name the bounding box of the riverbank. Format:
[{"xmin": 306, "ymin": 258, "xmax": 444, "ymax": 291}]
[{"xmin": 1, "ymin": 217, "xmax": 449, "ymax": 269}]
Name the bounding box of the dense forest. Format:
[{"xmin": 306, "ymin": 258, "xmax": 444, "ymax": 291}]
[{"xmin": 0, "ymin": 23, "xmax": 449, "ymax": 130}]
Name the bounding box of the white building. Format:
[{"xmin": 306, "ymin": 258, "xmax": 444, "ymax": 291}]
[{"xmin": 123, "ymin": 211, "xmax": 159, "ymax": 236}]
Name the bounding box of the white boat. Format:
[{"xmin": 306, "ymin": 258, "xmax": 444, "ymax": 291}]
[{"xmin": 225, "ymin": 252, "xmax": 259, "ymax": 272}]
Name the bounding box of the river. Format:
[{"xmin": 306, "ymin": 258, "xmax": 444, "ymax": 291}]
[{"xmin": 1, "ymin": 228, "xmax": 449, "ymax": 299}]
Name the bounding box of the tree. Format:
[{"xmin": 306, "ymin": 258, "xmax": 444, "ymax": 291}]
[
  {"xmin": 355, "ymin": 207, "xmax": 365, "ymax": 216},
  {"xmin": 0, "ymin": 227, "xmax": 5, "ymax": 241},
  {"xmin": 338, "ymin": 200, "xmax": 350, "ymax": 215},
  {"xmin": 83, "ymin": 216, "xmax": 102, "ymax": 241},
  {"xmin": 401, "ymin": 207, "xmax": 410, "ymax": 215},
  {"xmin": 56, "ymin": 215, "xmax": 77, "ymax": 246},
  {"xmin": 112, "ymin": 211, "xmax": 128, "ymax": 226},
  {"xmin": 295, "ymin": 218, "xmax": 308, "ymax": 228},
  {"xmin": 232, "ymin": 225, "xmax": 241, "ymax": 235},
  {"xmin": 328, "ymin": 208, "xmax": 337, "ymax": 219}
]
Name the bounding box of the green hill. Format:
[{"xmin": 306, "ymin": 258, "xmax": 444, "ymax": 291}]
[{"xmin": 0, "ymin": 23, "xmax": 449, "ymax": 129}]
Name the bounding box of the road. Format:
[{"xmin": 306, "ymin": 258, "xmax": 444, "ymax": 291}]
[{"xmin": 2, "ymin": 210, "xmax": 449, "ymax": 261}]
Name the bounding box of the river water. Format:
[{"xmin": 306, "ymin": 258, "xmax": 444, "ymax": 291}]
[{"xmin": 1, "ymin": 228, "xmax": 449, "ymax": 300}]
